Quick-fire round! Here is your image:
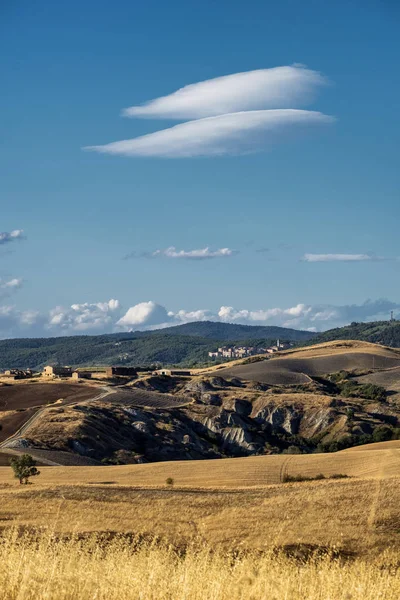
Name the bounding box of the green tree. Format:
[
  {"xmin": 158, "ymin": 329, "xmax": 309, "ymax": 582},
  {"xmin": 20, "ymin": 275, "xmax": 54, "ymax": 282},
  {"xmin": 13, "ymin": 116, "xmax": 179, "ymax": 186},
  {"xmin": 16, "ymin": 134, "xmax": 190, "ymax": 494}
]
[{"xmin": 10, "ymin": 454, "xmax": 40, "ymax": 484}]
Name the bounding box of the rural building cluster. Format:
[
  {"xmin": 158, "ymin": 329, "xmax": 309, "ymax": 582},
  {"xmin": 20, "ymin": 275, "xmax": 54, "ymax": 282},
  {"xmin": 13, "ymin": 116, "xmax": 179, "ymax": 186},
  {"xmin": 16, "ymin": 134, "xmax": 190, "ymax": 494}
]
[
  {"xmin": 0, "ymin": 364, "xmax": 194, "ymax": 381},
  {"xmin": 2, "ymin": 368, "xmax": 33, "ymax": 380},
  {"xmin": 42, "ymin": 365, "xmax": 138, "ymax": 379},
  {"xmin": 208, "ymin": 340, "xmax": 292, "ymax": 360}
]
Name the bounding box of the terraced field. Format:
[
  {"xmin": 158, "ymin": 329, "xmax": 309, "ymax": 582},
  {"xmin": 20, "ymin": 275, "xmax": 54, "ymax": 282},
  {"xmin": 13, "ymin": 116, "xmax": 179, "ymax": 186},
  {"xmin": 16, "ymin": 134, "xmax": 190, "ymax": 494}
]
[{"xmin": 112, "ymin": 387, "xmax": 191, "ymax": 409}]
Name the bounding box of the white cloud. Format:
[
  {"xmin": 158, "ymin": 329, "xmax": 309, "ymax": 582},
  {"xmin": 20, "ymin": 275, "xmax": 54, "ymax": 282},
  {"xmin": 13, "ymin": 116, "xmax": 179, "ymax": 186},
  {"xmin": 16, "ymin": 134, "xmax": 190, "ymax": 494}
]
[
  {"xmin": 172, "ymin": 309, "xmax": 214, "ymax": 323},
  {"xmin": 217, "ymin": 303, "xmax": 313, "ymax": 324},
  {"xmin": 0, "ymin": 278, "xmax": 23, "ymax": 291},
  {"xmin": 0, "ymin": 277, "xmax": 23, "ymax": 298},
  {"xmin": 126, "ymin": 247, "xmax": 236, "ymax": 260},
  {"xmin": 116, "ymin": 301, "xmax": 170, "ymax": 329},
  {"xmin": 163, "ymin": 246, "xmax": 234, "ymax": 259},
  {"xmin": 122, "ymin": 65, "xmax": 328, "ymax": 119},
  {"xmin": 117, "ymin": 299, "xmax": 400, "ymax": 332},
  {"xmin": 303, "ymin": 253, "xmax": 381, "ymax": 262},
  {"xmin": 48, "ymin": 299, "xmax": 120, "ymax": 332},
  {"xmin": 0, "ymin": 230, "xmax": 25, "ymax": 245},
  {"xmin": 84, "ymin": 109, "xmax": 334, "ymax": 159}
]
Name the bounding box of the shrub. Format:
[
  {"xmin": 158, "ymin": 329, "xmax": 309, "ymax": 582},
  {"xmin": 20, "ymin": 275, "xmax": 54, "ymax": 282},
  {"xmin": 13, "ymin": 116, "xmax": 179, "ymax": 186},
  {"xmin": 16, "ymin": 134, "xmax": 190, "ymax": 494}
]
[
  {"xmin": 282, "ymin": 445, "xmax": 302, "ymax": 455},
  {"xmin": 165, "ymin": 477, "xmax": 174, "ymax": 486},
  {"xmin": 282, "ymin": 473, "xmax": 349, "ymax": 483},
  {"xmin": 372, "ymin": 426, "xmax": 393, "ymax": 443}
]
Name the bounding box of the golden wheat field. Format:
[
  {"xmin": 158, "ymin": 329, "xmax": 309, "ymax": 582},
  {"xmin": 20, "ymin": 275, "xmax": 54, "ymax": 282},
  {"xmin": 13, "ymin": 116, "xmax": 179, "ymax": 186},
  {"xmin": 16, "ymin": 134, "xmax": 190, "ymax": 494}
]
[
  {"xmin": 1, "ymin": 440, "xmax": 399, "ymax": 488},
  {"xmin": 1, "ymin": 528, "xmax": 400, "ymax": 600},
  {"xmin": 1, "ymin": 441, "xmax": 400, "ymax": 598}
]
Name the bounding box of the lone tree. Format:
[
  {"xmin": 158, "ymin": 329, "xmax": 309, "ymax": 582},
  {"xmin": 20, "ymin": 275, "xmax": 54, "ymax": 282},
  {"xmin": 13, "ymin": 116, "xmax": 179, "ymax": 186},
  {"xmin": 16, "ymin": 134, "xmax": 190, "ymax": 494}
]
[{"xmin": 10, "ymin": 454, "xmax": 40, "ymax": 484}]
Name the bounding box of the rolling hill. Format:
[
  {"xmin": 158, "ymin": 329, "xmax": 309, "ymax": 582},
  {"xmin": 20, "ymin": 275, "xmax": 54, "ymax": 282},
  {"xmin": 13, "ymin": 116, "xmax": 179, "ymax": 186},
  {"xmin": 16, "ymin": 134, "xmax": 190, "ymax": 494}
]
[
  {"xmin": 2, "ymin": 340, "xmax": 400, "ymax": 467},
  {"xmin": 1, "ymin": 319, "xmax": 400, "ymax": 372},
  {"xmin": 0, "ymin": 322, "xmax": 316, "ymax": 370},
  {"xmin": 215, "ymin": 340, "xmax": 400, "ymax": 384},
  {"xmin": 1, "ymin": 441, "xmax": 400, "ymax": 558}
]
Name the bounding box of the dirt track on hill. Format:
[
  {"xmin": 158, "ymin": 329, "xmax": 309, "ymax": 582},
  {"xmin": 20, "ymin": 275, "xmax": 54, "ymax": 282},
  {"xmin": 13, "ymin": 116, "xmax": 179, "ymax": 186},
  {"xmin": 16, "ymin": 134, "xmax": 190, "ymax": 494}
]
[{"xmin": 0, "ymin": 384, "xmax": 101, "ymax": 445}]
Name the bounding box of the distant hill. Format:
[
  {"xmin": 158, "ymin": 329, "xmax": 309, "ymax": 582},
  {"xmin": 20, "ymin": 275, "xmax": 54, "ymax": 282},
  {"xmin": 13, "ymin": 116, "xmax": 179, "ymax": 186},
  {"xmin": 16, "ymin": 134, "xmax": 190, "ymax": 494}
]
[
  {"xmin": 0, "ymin": 322, "xmax": 316, "ymax": 370},
  {"xmin": 141, "ymin": 321, "xmax": 316, "ymax": 341},
  {"xmin": 312, "ymin": 320, "xmax": 400, "ymax": 348},
  {"xmin": 4, "ymin": 320, "xmax": 399, "ymax": 371}
]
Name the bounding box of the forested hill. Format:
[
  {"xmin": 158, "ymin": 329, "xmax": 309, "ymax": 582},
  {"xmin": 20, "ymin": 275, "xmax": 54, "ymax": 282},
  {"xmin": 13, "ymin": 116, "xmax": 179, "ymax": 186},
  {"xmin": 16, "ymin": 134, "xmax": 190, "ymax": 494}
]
[
  {"xmin": 141, "ymin": 321, "xmax": 316, "ymax": 341},
  {"xmin": 0, "ymin": 321, "xmax": 316, "ymax": 370},
  {"xmin": 312, "ymin": 320, "xmax": 400, "ymax": 347}
]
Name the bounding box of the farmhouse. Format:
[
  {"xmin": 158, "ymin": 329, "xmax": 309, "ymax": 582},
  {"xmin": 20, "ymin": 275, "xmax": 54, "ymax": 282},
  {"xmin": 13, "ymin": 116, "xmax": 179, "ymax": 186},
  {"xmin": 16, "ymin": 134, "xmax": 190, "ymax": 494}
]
[
  {"xmin": 105, "ymin": 366, "xmax": 137, "ymax": 378},
  {"xmin": 153, "ymin": 369, "xmax": 192, "ymax": 377},
  {"xmin": 43, "ymin": 365, "xmax": 72, "ymax": 378},
  {"xmin": 72, "ymin": 371, "xmax": 92, "ymax": 380},
  {"xmin": 2, "ymin": 369, "xmax": 33, "ymax": 380}
]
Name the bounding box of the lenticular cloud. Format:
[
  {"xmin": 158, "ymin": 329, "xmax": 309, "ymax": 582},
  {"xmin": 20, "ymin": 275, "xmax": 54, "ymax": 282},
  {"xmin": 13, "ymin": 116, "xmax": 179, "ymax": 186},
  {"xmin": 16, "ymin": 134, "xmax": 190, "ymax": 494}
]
[
  {"xmin": 84, "ymin": 109, "xmax": 334, "ymax": 158},
  {"xmin": 122, "ymin": 65, "xmax": 328, "ymax": 119},
  {"xmin": 84, "ymin": 65, "xmax": 334, "ymax": 159}
]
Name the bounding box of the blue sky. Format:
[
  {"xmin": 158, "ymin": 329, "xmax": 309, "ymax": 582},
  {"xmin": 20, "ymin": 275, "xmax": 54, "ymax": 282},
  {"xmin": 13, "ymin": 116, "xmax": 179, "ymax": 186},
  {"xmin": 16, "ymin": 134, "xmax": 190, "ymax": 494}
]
[{"xmin": 1, "ymin": 0, "xmax": 399, "ymax": 336}]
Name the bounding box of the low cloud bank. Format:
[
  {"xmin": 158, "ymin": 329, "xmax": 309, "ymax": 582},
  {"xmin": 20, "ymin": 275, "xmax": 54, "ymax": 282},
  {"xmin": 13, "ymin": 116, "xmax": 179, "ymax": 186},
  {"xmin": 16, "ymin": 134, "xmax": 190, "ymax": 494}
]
[{"xmin": 0, "ymin": 298, "xmax": 398, "ymax": 339}]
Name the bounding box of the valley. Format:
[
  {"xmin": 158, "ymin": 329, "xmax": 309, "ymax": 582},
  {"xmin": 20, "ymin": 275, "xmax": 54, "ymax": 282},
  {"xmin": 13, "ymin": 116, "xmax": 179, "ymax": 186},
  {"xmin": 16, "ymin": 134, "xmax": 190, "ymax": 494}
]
[
  {"xmin": 1, "ymin": 339, "xmax": 400, "ymax": 466},
  {"xmin": 1, "ymin": 334, "xmax": 400, "ymax": 598}
]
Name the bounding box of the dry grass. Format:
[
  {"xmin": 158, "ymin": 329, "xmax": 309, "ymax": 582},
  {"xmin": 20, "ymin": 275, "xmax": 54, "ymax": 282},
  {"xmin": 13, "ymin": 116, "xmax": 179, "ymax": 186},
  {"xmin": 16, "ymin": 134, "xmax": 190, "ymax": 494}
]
[
  {"xmin": 1, "ymin": 443, "xmax": 400, "ymax": 597},
  {"xmin": 1, "ymin": 528, "xmax": 400, "ymax": 600},
  {"xmin": 1, "ymin": 443, "xmax": 400, "ymax": 487},
  {"xmin": 1, "ymin": 463, "xmax": 400, "ymax": 555}
]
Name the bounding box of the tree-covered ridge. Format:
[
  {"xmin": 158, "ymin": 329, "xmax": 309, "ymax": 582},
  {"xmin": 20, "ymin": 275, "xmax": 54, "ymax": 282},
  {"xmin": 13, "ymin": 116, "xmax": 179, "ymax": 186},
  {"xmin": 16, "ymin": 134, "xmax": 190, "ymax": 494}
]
[
  {"xmin": 0, "ymin": 321, "xmax": 316, "ymax": 370},
  {"xmin": 141, "ymin": 321, "xmax": 316, "ymax": 341},
  {"xmin": 2, "ymin": 319, "xmax": 399, "ymax": 371},
  {"xmin": 313, "ymin": 321, "xmax": 400, "ymax": 347}
]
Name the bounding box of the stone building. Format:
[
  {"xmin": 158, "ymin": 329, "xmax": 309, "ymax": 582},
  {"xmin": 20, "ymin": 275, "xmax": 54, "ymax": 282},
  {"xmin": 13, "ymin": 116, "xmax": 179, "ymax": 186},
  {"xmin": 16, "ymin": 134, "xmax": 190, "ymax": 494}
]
[{"xmin": 43, "ymin": 365, "xmax": 72, "ymax": 378}]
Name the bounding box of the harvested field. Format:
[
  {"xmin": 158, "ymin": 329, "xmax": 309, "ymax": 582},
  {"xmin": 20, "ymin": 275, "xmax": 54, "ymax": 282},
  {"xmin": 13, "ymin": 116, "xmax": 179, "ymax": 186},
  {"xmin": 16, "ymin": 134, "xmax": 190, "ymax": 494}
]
[
  {"xmin": 0, "ymin": 457, "xmax": 399, "ymax": 555},
  {"xmin": 341, "ymin": 439, "xmax": 400, "ymax": 452},
  {"xmin": 216, "ymin": 346, "xmax": 400, "ymax": 385},
  {"xmin": 357, "ymin": 366, "xmax": 400, "ymax": 392},
  {"xmin": 0, "ymin": 408, "xmax": 37, "ymax": 443},
  {"xmin": 111, "ymin": 388, "xmax": 191, "ymax": 409},
  {"xmin": 0, "ymin": 442, "xmax": 399, "ymax": 487},
  {"xmin": 12, "ymin": 448, "xmax": 101, "ymax": 466},
  {"xmin": 0, "ymin": 383, "xmax": 100, "ymax": 412},
  {"xmin": 0, "ymin": 384, "xmax": 101, "ymax": 445},
  {"xmin": 216, "ymin": 362, "xmax": 310, "ymax": 385},
  {"xmin": 0, "ymin": 450, "xmax": 47, "ymax": 467}
]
